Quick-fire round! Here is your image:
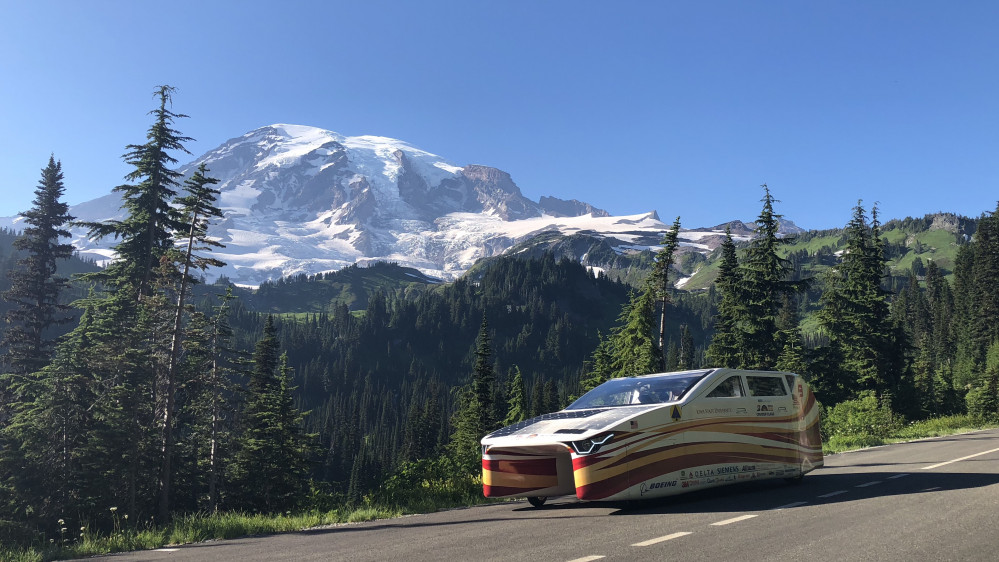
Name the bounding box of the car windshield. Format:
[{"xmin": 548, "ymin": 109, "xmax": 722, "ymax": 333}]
[{"xmin": 566, "ymin": 371, "xmax": 710, "ymax": 410}]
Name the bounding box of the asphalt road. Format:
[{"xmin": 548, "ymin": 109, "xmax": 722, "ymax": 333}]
[{"xmin": 84, "ymin": 428, "xmax": 999, "ymax": 562}]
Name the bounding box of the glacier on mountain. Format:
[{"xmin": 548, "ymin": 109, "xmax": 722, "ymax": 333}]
[{"xmin": 0, "ymin": 124, "xmax": 797, "ymax": 287}]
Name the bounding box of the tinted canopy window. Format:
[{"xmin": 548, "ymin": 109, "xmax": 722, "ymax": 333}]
[
  {"xmin": 746, "ymin": 376, "xmax": 787, "ymax": 397},
  {"xmin": 706, "ymin": 376, "xmax": 744, "ymax": 398},
  {"xmin": 567, "ymin": 371, "xmax": 710, "ymax": 410}
]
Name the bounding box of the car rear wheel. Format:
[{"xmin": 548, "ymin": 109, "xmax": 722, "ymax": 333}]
[
  {"xmin": 784, "ymin": 474, "xmax": 804, "ymax": 485},
  {"xmin": 527, "ymin": 496, "xmax": 547, "ymax": 507}
]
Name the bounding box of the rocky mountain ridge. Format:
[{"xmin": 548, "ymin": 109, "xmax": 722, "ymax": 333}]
[{"xmin": 1, "ymin": 124, "xmax": 801, "ymax": 287}]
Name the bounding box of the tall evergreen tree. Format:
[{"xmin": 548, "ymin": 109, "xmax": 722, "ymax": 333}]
[
  {"xmin": 678, "ymin": 325, "xmax": 695, "ymax": 370},
  {"xmin": 649, "ymin": 216, "xmax": 681, "ymax": 368},
  {"xmin": 738, "ymin": 185, "xmax": 802, "ymax": 369},
  {"xmin": 818, "ymin": 202, "xmax": 905, "ymax": 403},
  {"xmin": 609, "ymin": 289, "xmax": 661, "ymax": 377},
  {"xmin": 706, "ymin": 228, "xmax": 743, "ymax": 367},
  {"xmin": 229, "ymin": 318, "xmax": 314, "ymax": 512},
  {"xmin": 80, "ymin": 85, "xmax": 191, "ymax": 300},
  {"xmin": 1, "ymin": 156, "xmax": 75, "ymax": 376},
  {"xmin": 503, "ymin": 366, "xmax": 528, "ymax": 425},
  {"xmin": 158, "ymin": 163, "xmax": 224, "ymax": 522},
  {"xmin": 952, "ymin": 203, "xmax": 999, "ymax": 389},
  {"xmin": 580, "ymin": 332, "xmax": 613, "ymax": 393},
  {"xmin": 472, "ymin": 313, "xmax": 496, "ymax": 433}
]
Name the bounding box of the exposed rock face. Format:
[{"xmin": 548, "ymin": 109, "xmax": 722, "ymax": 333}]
[
  {"xmin": 19, "ymin": 124, "xmax": 805, "ymax": 287},
  {"xmin": 50, "ymin": 124, "xmax": 617, "ymax": 286},
  {"xmin": 539, "ymin": 196, "xmax": 610, "ymax": 218}
]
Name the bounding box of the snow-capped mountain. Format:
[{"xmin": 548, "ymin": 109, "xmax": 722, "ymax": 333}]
[{"xmin": 0, "ymin": 124, "xmax": 801, "ymax": 286}]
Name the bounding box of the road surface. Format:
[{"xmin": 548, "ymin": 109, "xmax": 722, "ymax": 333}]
[{"xmin": 83, "ymin": 428, "xmax": 999, "ymax": 562}]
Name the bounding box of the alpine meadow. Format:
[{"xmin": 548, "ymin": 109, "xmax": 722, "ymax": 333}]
[{"xmin": 3, "ymin": 87, "xmax": 999, "ymax": 561}]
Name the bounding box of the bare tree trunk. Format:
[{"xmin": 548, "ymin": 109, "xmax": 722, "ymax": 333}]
[{"xmin": 158, "ymin": 211, "xmax": 199, "ymax": 523}]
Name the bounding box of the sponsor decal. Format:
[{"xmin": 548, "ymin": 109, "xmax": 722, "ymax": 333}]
[
  {"xmin": 716, "ymin": 466, "xmax": 740, "ymax": 475},
  {"xmin": 695, "ymin": 407, "xmax": 733, "ymax": 415},
  {"xmin": 741, "ymin": 465, "xmax": 756, "ymax": 472},
  {"xmin": 756, "ymin": 404, "xmax": 775, "ymax": 417},
  {"xmin": 736, "ymin": 408, "xmax": 748, "ymax": 414},
  {"xmin": 640, "ymin": 480, "xmax": 679, "ymax": 495}
]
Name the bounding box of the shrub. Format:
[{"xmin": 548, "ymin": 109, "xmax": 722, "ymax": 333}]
[{"xmin": 822, "ymin": 391, "xmax": 903, "ymax": 439}]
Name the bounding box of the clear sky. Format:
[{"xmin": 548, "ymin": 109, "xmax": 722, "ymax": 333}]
[{"xmin": 1, "ymin": 0, "xmax": 997, "ymax": 230}]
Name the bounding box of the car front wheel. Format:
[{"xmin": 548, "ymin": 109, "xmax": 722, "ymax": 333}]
[{"xmin": 527, "ymin": 496, "xmax": 547, "ymax": 507}]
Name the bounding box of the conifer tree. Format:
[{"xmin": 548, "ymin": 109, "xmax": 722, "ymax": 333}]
[
  {"xmin": 679, "ymin": 325, "xmax": 695, "ymax": 370},
  {"xmin": 503, "ymin": 366, "xmax": 528, "ymax": 425},
  {"xmin": 80, "ymin": 85, "xmax": 191, "ymax": 300},
  {"xmin": 1, "ymin": 156, "xmax": 75, "ymax": 376},
  {"xmin": 706, "ymin": 228, "xmax": 743, "ymax": 367},
  {"xmin": 472, "ymin": 313, "xmax": 495, "ymax": 433},
  {"xmin": 739, "ymin": 185, "xmax": 802, "ymax": 369},
  {"xmin": 818, "ymin": 202, "xmax": 904, "ymax": 402},
  {"xmin": 158, "ymin": 163, "xmax": 224, "ymax": 522},
  {"xmin": 580, "ymin": 332, "xmax": 613, "ymax": 393},
  {"xmin": 229, "ymin": 318, "xmax": 314, "ymax": 512},
  {"xmin": 0, "ymin": 305, "xmax": 95, "ymax": 526},
  {"xmin": 953, "ymin": 203, "xmax": 999, "ymax": 389},
  {"xmin": 609, "ymin": 289, "xmax": 661, "ymax": 377},
  {"xmin": 649, "ymin": 216, "xmax": 681, "ymax": 368}
]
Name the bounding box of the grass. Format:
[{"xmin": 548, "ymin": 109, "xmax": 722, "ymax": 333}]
[
  {"xmin": 823, "ymin": 414, "xmax": 999, "ymax": 454},
  {"xmin": 1, "ymin": 483, "xmax": 496, "ymax": 562}
]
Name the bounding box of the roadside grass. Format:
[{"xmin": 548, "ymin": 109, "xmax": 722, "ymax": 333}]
[
  {"xmin": 2, "ymin": 479, "xmax": 496, "ymax": 562},
  {"xmin": 823, "ymin": 414, "xmax": 999, "ymax": 454}
]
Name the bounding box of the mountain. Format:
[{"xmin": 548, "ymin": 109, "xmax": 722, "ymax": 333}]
[{"xmin": 0, "ymin": 124, "xmax": 798, "ymax": 287}]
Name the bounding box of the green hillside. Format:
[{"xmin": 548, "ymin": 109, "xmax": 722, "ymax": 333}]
[{"xmin": 680, "ymin": 213, "xmax": 974, "ymax": 293}]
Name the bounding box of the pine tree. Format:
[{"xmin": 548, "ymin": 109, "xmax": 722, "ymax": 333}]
[
  {"xmin": 79, "ymin": 85, "xmax": 192, "ymax": 300},
  {"xmin": 706, "ymin": 228, "xmax": 743, "ymax": 367},
  {"xmin": 158, "ymin": 163, "xmax": 224, "ymax": 522},
  {"xmin": 0, "ymin": 305, "xmax": 95, "ymax": 527},
  {"xmin": 609, "ymin": 289, "xmax": 661, "ymax": 377},
  {"xmin": 738, "ymin": 185, "xmax": 802, "ymax": 369},
  {"xmin": 503, "ymin": 366, "xmax": 528, "ymax": 425},
  {"xmin": 818, "ymin": 202, "xmax": 904, "ymax": 402},
  {"xmin": 649, "ymin": 216, "xmax": 681, "ymax": 368},
  {"xmin": 679, "ymin": 325, "xmax": 695, "ymax": 370},
  {"xmin": 953, "ymin": 203, "xmax": 999, "ymax": 389},
  {"xmin": 579, "ymin": 332, "xmax": 613, "ymax": 393},
  {"xmin": 1, "ymin": 156, "xmax": 75, "ymax": 377},
  {"xmin": 229, "ymin": 318, "xmax": 314, "ymax": 512},
  {"xmin": 472, "ymin": 314, "xmax": 495, "ymax": 433}
]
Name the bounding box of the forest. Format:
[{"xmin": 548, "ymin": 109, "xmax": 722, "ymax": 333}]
[{"xmin": 2, "ymin": 87, "xmax": 999, "ymax": 556}]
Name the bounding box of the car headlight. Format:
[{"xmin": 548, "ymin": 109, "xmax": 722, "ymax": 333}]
[{"xmin": 570, "ymin": 433, "xmax": 614, "ymax": 455}]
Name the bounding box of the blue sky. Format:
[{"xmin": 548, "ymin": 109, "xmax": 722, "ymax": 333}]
[{"xmin": 1, "ymin": 0, "xmax": 997, "ymax": 230}]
